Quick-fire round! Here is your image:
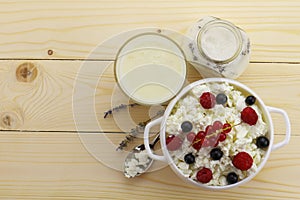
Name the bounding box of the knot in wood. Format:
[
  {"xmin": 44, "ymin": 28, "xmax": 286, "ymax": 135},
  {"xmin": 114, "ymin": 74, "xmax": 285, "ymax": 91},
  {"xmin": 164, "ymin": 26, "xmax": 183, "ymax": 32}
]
[
  {"xmin": 0, "ymin": 112, "xmax": 22, "ymax": 129},
  {"xmin": 16, "ymin": 62, "xmax": 38, "ymax": 83}
]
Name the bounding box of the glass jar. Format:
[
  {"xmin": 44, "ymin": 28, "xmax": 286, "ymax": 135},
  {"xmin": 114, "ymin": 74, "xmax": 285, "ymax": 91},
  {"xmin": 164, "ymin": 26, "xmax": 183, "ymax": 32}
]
[{"xmin": 185, "ymin": 16, "xmax": 250, "ymax": 79}]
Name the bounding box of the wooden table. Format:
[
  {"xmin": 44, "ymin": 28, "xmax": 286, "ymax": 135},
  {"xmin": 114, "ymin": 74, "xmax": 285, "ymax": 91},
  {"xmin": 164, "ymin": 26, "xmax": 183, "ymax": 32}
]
[{"xmin": 0, "ymin": 1, "xmax": 299, "ymax": 199}]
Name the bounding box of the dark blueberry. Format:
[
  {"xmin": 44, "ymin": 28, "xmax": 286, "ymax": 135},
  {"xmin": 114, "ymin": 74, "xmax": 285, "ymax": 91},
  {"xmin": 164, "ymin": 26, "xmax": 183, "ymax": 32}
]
[
  {"xmin": 256, "ymin": 136, "xmax": 270, "ymax": 148},
  {"xmin": 226, "ymin": 172, "xmax": 239, "ymax": 184},
  {"xmin": 216, "ymin": 93, "xmax": 228, "ymax": 105},
  {"xmin": 184, "ymin": 153, "xmax": 195, "ymax": 164},
  {"xmin": 245, "ymin": 95, "xmax": 256, "ymax": 106},
  {"xmin": 181, "ymin": 121, "xmax": 193, "ymax": 133},
  {"xmin": 210, "ymin": 148, "xmax": 223, "ymax": 160}
]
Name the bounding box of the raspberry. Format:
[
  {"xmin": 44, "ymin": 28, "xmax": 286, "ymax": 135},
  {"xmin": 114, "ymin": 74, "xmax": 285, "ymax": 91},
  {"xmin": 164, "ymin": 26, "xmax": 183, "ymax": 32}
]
[
  {"xmin": 241, "ymin": 107, "xmax": 258, "ymax": 126},
  {"xmin": 200, "ymin": 92, "xmax": 216, "ymax": 109},
  {"xmin": 192, "ymin": 131, "xmax": 205, "ymax": 150},
  {"xmin": 166, "ymin": 135, "xmax": 183, "ymax": 151},
  {"xmin": 166, "ymin": 135, "xmax": 175, "ymax": 145},
  {"xmin": 196, "ymin": 168, "xmax": 213, "ymax": 183},
  {"xmin": 232, "ymin": 152, "xmax": 253, "ymax": 171},
  {"xmin": 222, "ymin": 123, "xmax": 232, "ymax": 134}
]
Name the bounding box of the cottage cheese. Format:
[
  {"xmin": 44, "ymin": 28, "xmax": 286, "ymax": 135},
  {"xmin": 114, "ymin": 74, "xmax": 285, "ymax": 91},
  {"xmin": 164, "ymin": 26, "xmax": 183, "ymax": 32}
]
[
  {"xmin": 166, "ymin": 82, "xmax": 268, "ymax": 186},
  {"xmin": 124, "ymin": 150, "xmax": 151, "ymax": 178}
]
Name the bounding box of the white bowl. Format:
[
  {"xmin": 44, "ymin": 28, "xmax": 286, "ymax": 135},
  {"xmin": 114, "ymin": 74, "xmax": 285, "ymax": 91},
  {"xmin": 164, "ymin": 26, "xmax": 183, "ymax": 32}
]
[{"xmin": 144, "ymin": 78, "xmax": 291, "ymax": 190}]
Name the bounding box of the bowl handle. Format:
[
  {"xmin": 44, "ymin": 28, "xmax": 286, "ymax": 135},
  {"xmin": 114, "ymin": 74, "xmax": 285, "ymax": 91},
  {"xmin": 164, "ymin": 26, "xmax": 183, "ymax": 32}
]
[
  {"xmin": 144, "ymin": 117, "xmax": 167, "ymax": 162},
  {"xmin": 267, "ymin": 106, "xmax": 291, "ymax": 151}
]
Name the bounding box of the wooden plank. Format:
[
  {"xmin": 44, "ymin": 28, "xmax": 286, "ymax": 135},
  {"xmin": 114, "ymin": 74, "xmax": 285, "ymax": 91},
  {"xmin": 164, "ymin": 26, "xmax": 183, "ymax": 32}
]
[
  {"xmin": 0, "ymin": 0, "xmax": 299, "ymax": 62},
  {"xmin": 0, "ymin": 61, "xmax": 299, "ymax": 134},
  {"xmin": 0, "ymin": 132, "xmax": 298, "ymax": 199}
]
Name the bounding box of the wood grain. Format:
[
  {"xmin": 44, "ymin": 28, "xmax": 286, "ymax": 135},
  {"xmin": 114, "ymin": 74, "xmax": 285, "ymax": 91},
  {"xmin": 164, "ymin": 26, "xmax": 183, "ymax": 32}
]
[
  {"xmin": 0, "ymin": 0, "xmax": 299, "ymax": 62},
  {"xmin": 0, "ymin": 1, "xmax": 299, "ymax": 198},
  {"xmin": 0, "ymin": 61, "xmax": 299, "ymax": 134},
  {"xmin": 0, "ymin": 132, "xmax": 298, "ymax": 200}
]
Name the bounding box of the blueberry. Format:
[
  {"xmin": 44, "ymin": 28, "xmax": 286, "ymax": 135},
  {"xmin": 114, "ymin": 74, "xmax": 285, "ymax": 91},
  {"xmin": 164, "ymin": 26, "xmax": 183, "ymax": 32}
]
[
  {"xmin": 256, "ymin": 136, "xmax": 269, "ymax": 148},
  {"xmin": 210, "ymin": 148, "xmax": 223, "ymax": 160},
  {"xmin": 216, "ymin": 93, "xmax": 227, "ymax": 105},
  {"xmin": 184, "ymin": 153, "xmax": 195, "ymax": 164},
  {"xmin": 227, "ymin": 172, "xmax": 239, "ymax": 184},
  {"xmin": 181, "ymin": 121, "xmax": 193, "ymax": 133},
  {"xmin": 245, "ymin": 95, "xmax": 256, "ymax": 105}
]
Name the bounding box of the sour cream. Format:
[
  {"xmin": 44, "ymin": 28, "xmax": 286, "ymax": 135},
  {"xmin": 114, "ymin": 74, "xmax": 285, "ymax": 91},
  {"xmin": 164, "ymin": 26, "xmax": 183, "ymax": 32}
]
[{"xmin": 185, "ymin": 16, "xmax": 250, "ymax": 79}]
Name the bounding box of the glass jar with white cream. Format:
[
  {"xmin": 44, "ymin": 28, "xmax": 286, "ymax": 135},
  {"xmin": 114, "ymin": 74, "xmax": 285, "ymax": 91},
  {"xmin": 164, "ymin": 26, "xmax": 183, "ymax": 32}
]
[{"xmin": 185, "ymin": 16, "xmax": 250, "ymax": 79}]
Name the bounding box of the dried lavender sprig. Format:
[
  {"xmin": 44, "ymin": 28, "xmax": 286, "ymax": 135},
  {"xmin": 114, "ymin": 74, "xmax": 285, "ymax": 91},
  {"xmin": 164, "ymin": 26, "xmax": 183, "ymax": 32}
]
[
  {"xmin": 104, "ymin": 103, "xmax": 138, "ymax": 118},
  {"xmin": 116, "ymin": 110, "xmax": 164, "ymax": 151},
  {"xmin": 115, "ymin": 128, "xmax": 140, "ymax": 151}
]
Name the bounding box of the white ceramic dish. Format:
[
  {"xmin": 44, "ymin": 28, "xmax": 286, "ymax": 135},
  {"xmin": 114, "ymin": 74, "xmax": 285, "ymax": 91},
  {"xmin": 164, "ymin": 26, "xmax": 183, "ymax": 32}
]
[{"xmin": 144, "ymin": 78, "xmax": 291, "ymax": 190}]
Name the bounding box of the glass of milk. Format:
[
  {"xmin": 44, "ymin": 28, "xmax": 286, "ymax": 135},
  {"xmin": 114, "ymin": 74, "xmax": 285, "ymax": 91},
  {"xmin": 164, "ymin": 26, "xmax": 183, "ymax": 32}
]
[
  {"xmin": 185, "ymin": 16, "xmax": 250, "ymax": 79},
  {"xmin": 115, "ymin": 33, "xmax": 186, "ymax": 105}
]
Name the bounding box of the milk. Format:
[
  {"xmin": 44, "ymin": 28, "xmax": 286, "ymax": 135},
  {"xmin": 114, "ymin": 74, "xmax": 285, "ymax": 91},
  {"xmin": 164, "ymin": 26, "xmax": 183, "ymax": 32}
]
[{"xmin": 115, "ymin": 34, "xmax": 186, "ymax": 105}]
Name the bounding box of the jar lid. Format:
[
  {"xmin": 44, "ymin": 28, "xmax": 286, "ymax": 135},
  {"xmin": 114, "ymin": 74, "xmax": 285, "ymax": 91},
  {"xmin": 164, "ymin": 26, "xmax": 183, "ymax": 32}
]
[{"xmin": 115, "ymin": 33, "xmax": 186, "ymax": 105}]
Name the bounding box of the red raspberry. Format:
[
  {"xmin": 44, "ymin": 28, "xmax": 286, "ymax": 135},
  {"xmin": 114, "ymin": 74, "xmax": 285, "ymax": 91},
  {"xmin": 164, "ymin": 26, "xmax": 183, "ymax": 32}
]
[
  {"xmin": 232, "ymin": 152, "xmax": 253, "ymax": 171},
  {"xmin": 200, "ymin": 92, "xmax": 216, "ymax": 109},
  {"xmin": 196, "ymin": 168, "xmax": 213, "ymax": 183},
  {"xmin": 241, "ymin": 107, "xmax": 258, "ymax": 126},
  {"xmin": 166, "ymin": 135, "xmax": 183, "ymax": 151},
  {"xmin": 186, "ymin": 132, "xmax": 196, "ymax": 142},
  {"xmin": 222, "ymin": 123, "xmax": 232, "ymax": 134},
  {"xmin": 192, "ymin": 131, "xmax": 205, "ymax": 150},
  {"xmin": 166, "ymin": 135, "xmax": 175, "ymax": 145}
]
